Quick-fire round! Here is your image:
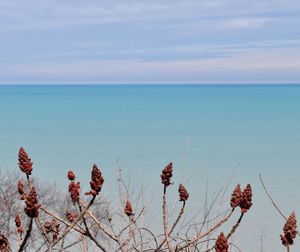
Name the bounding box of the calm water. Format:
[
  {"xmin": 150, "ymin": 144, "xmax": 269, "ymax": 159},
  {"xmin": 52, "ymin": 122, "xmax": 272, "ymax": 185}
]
[{"xmin": 1, "ymin": 84, "xmax": 300, "ymax": 251}]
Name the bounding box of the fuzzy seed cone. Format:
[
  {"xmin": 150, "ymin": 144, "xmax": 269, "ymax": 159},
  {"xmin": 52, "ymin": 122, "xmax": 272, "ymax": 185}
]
[
  {"xmin": 44, "ymin": 221, "xmax": 52, "ymax": 233},
  {"xmin": 280, "ymin": 212, "xmax": 298, "ymax": 246},
  {"xmin": 230, "ymin": 184, "xmax": 242, "ymax": 209},
  {"xmin": 215, "ymin": 232, "xmax": 228, "ymax": 252},
  {"xmin": 68, "ymin": 181, "xmax": 80, "ymax": 203},
  {"xmin": 67, "ymin": 171, "xmax": 76, "ymax": 181},
  {"xmin": 160, "ymin": 162, "xmax": 173, "ymax": 187},
  {"xmin": 178, "ymin": 184, "xmax": 189, "ymax": 201},
  {"xmin": 44, "ymin": 219, "xmax": 60, "ymax": 241},
  {"xmin": 15, "ymin": 215, "xmax": 24, "ymax": 234},
  {"xmin": 85, "ymin": 164, "xmax": 104, "ymax": 196},
  {"xmin": 18, "ymin": 147, "xmax": 33, "ymax": 176},
  {"xmin": 239, "ymin": 184, "xmax": 253, "ymax": 213},
  {"xmin": 0, "ymin": 234, "xmax": 10, "ymax": 251},
  {"xmin": 24, "ymin": 186, "xmax": 41, "ymax": 218},
  {"xmin": 66, "ymin": 210, "xmax": 77, "ymax": 223},
  {"xmin": 15, "ymin": 214, "xmax": 21, "ymax": 227},
  {"xmin": 18, "ymin": 180, "xmax": 26, "ymax": 200},
  {"xmin": 124, "ymin": 201, "xmax": 134, "ymax": 216}
]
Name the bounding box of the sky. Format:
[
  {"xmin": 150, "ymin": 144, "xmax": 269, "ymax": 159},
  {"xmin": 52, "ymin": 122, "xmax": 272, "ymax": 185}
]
[{"xmin": 0, "ymin": 0, "xmax": 300, "ymax": 84}]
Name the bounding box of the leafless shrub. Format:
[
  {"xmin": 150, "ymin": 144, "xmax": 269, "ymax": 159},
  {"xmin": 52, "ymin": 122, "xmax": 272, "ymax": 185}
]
[{"xmin": 0, "ymin": 147, "xmax": 256, "ymax": 251}]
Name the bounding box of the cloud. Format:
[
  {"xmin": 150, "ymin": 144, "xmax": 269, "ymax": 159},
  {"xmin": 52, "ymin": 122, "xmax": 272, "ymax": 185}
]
[
  {"xmin": 0, "ymin": 0, "xmax": 299, "ymax": 83},
  {"xmin": 2, "ymin": 46, "xmax": 296, "ymax": 84},
  {"xmin": 221, "ymin": 17, "xmax": 269, "ymax": 29}
]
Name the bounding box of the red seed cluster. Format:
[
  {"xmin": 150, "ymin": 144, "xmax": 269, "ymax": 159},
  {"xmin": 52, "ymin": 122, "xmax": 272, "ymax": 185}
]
[
  {"xmin": 124, "ymin": 201, "xmax": 134, "ymax": 217},
  {"xmin": 66, "ymin": 210, "xmax": 77, "ymax": 223},
  {"xmin": 18, "ymin": 147, "xmax": 33, "ymax": 176},
  {"xmin": 68, "ymin": 181, "xmax": 80, "ymax": 203},
  {"xmin": 230, "ymin": 184, "xmax": 242, "ymax": 209},
  {"xmin": 85, "ymin": 164, "xmax": 104, "ymax": 196},
  {"xmin": 15, "ymin": 215, "xmax": 24, "ymax": 234},
  {"xmin": 215, "ymin": 232, "xmax": 228, "ymax": 252},
  {"xmin": 67, "ymin": 170, "xmax": 76, "ymax": 181},
  {"xmin": 160, "ymin": 162, "xmax": 173, "ymax": 187},
  {"xmin": 0, "ymin": 234, "xmax": 10, "ymax": 251},
  {"xmin": 230, "ymin": 184, "xmax": 252, "ymax": 213},
  {"xmin": 178, "ymin": 184, "xmax": 189, "ymax": 202},
  {"xmin": 44, "ymin": 219, "xmax": 60, "ymax": 241},
  {"xmin": 24, "ymin": 186, "xmax": 41, "ymax": 218},
  {"xmin": 239, "ymin": 184, "xmax": 253, "ymax": 213},
  {"xmin": 280, "ymin": 212, "xmax": 297, "ymax": 246},
  {"xmin": 18, "ymin": 180, "xmax": 27, "ymax": 200},
  {"xmin": 67, "ymin": 170, "xmax": 80, "ymax": 203}
]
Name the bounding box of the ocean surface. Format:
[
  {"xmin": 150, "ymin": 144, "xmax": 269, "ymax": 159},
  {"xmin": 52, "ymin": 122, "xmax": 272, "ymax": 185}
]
[{"xmin": 1, "ymin": 84, "xmax": 300, "ymax": 251}]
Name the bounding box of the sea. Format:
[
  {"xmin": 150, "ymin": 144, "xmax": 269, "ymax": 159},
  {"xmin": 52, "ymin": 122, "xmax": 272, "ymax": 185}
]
[{"xmin": 0, "ymin": 84, "xmax": 300, "ymax": 251}]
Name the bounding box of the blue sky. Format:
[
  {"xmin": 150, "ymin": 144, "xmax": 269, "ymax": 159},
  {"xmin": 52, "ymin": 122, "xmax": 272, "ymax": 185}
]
[{"xmin": 0, "ymin": 0, "xmax": 300, "ymax": 84}]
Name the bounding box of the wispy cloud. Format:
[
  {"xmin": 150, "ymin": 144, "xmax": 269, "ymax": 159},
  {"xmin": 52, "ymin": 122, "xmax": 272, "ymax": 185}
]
[
  {"xmin": 221, "ymin": 17, "xmax": 269, "ymax": 29},
  {"xmin": 0, "ymin": 0, "xmax": 299, "ymax": 83}
]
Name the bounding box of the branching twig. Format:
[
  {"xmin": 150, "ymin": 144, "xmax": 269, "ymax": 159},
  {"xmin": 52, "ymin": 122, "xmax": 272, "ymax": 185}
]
[
  {"xmin": 156, "ymin": 201, "xmax": 186, "ymax": 251},
  {"xmin": 175, "ymin": 208, "xmax": 234, "ymax": 251}
]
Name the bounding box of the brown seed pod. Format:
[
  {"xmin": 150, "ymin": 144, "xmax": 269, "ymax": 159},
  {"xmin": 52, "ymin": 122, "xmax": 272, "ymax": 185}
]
[
  {"xmin": 85, "ymin": 164, "xmax": 104, "ymax": 196},
  {"xmin": 24, "ymin": 186, "xmax": 41, "ymax": 218},
  {"xmin": 18, "ymin": 180, "xmax": 26, "ymax": 200},
  {"xmin": 124, "ymin": 201, "xmax": 134, "ymax": 217},
  {"xmin": 280, "ymin": 212, "xmax": 298, "ymax": 246},
  {"xmin": 18, "ymin": 147, "xmax": 33, "ymax": 176},
  {"xmin": 215, "ymin": 232, "xmax": 228, "ymax": 252},
  {"xmin": 0, "ymin": 234, "xmax": 10, "ymax": 251},
  {"xmin": 160, "ymin": 162, "xmax": 173, "ymax": 187},
  {"xmin": 67, "ymin": 170, "xmax": 76, "ymax": 181},
  {"xmin": 68, "ymin": 181, "xmax": 80, "ymax": 203},
  {"xmin": 230, "ymin": 184, "xmax": 242, "ymax": 209},
  {"xmin": 178, "ymin": 184, "xmax": 189, "ymax": 202},
  {"xmin": 44, "ymin": 219, "xmax": 60, "ymax": 241},
  {"xmin": 15, "ymin": 214, "xmax": 24, "ymax": 234},
  {"xmin": 239, "ymin": 184, "xmax": 252, "ymax": 213},
  {"xmin": 66, "ymin": 210, "xmax": 77, "ymax": 223}
]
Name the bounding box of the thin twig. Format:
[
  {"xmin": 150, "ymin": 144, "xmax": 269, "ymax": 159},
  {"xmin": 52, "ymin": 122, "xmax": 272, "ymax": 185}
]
[
  {"xmin": 259, "ymin": 174, "xmax": 287, "ymax": 220},
  {"xmin": 80, "ymin": 199, "xmax": 118, "ymax": 242},
  {"xmin": 162, "ymin": 185, "xmax": 172, "ymax": 252},
  {"xmin": 40, "ymin": 206, "xmax": 85, "ymax": 234},
  {"xmin": 77, "ymin": 201, "xmax": 108, "ymax": 252},
  {"xmin": 47, "ymin": 196, "xmax": 96, "ymax": 250},
  {"xmin": 227, "ymin": 213, "xmax": 244, "ymax": 240},
  {"xmin": 175, "ymin": 208, "xmax": 234, "ymax": 251},
  {"xmin": 156, "ymin": 201, "xmax": 186, "ymax": 251},
  {"xmin": 18, "ymin": 218, "xmax": 33, "ymax": 252}
]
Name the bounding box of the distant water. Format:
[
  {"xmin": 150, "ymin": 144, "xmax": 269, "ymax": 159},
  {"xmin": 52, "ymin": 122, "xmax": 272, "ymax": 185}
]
[{"xmin": 1, "ymin": 84, "xmax": 300, "ymax": 251}]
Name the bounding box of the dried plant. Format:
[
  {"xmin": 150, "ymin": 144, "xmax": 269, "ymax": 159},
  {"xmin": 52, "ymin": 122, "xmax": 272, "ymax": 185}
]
[
  {"xmin": 280, "ymin": 212, "xmax": 297, "ymax": 247},
  {"xmin": 24, "ymin": 186, "xmax": 40, "ymax": 218},
  {"xmin": 85, "ymin": 164, "xmax": 104, "ymax": 196},
  {"xmin": 178, "ymin": 184, "xmax": 189, "ymax": 202},
  {"xmin": 44, "ymin": 219, "xmax": 60, "ymax": 241},
  {"xmin": 2, "ymin": 147, "xmax": 260, "ymax": 251},
  {"xmin": 66, "ymin": 210, "xmax": 77, "ymax": 223},
  {"xmin": 240, "ymin": 184, "xmax": 252, "ymax": 213},
  {"xmin": 15, "ymin": 215, "xmax": 24, "ymax": 235},
  {"xmin": 68, "ymin": 171, "xmax": 81, "ymax": 203},
  {"xmin": 160, "ymin": 162, "xmax": 173, "ymax": 187},
  {"xmin": 230, "ymin": 184, "xmax": 242, "ymax": 209},
  {"xmin": 18, "ymin": 147, "xmax": 33, "ymax": 176},
  {"xmin": 67, "ymin": 170, "xmax": 76, "ymax": 181},
  {"xmin": 215, "ymin": 232, "xmax": 228, "ymax": 252},
  {"xmin": 0, "ymin": 234, "xmax": 11, "ymax": 252},
  {"xmin": 124, "ymin": 201, "xmax": 134, "ymax": 217}
]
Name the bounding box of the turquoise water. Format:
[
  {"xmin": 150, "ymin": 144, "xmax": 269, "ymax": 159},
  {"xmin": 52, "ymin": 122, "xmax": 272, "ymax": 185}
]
[{"xmin": 1, "ymin": 84, "xmax": 300, "ymax": 251}]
